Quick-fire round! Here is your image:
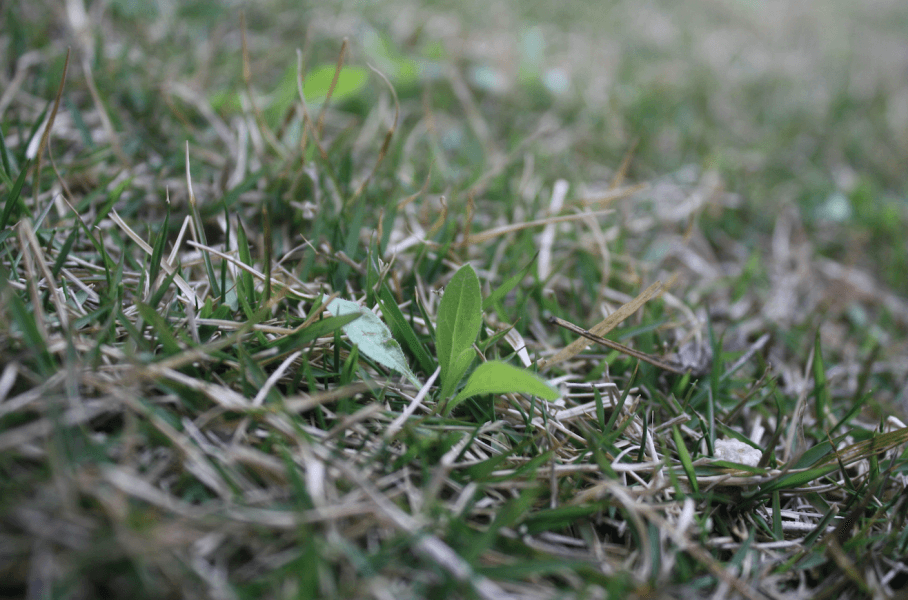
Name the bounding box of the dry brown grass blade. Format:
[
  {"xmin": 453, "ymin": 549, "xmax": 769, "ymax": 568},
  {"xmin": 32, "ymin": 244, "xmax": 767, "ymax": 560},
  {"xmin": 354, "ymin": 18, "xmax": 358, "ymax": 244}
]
[
  {"xmin": 643, "ymin": 499, "xmax": 764, "ymax": 600},
  {"xmin": 819, "ymin": 426, "xmax": 908, "ymax": 469},
  {"xmin": 330, "ymin": 458, "xmax": 512, "ymax": 600},
  {"xmin": 548, "ymin": 316, "xmax": 693, "ymax": 375},
  {"xmin": 578, "ymin": 182, "xmax": 648, "ymax": 209},
  {"xmin": 263, "ymin": 203, "xmax": 272, "ymax": 302},
  {"xmin": 349, "ymin": 64, "xmax": 400, "ymax": 203},
  {"xmin": 239, "ymin": 12, "xmax": 285, "ymax": 158},
  {"xmin": 108, "ymin": 209, "xmax": 202, "ymax": 305},
  {"xmin": 537, "ymin": 280, "xmax": 665, "ymax": 369},
  {"xmin": 31, "ymin": 47, "xmax": 69, "ymax": 206},
  {"xmin": 425, "ymin": 195, "xmax": 448, "ymax": 240},
  {"xmin": 316, "ymin": 38, "xmax": 348, "ymax": 136},
  {"xmin": 458, "ymin": 209, "xmax": 614, "ymax": 246},
  {"xmin": 183, "ymin": 239, "xmax": 313, "ymax": 300},
  {"xmin": 283, "ymin": 382, "xmax": 372, "ymax": 413},
  {"xmin": 99, "ymin": 384, "xmax": 232, "ymax": 498},
  {"xmin": 466, "ymin": 114, "xmax": 557, "ymax": 199},
  {"xmin": 463, "ymin": 192, "xmax": 476, "ymax": 245},
  {"xmin": 0, "ymin": 51, "xmax": 41, "ymax": 115},
  {"xmin": 16, "ymin": 222, "xmax": 48, "ymax": 343},
  {"xmin": 230, "ymin": 350, "xmax": 303, "ymax": 445},
  {"xmin": 397, "ymin": 160, "xmax": 434, "ymax": 209},
  {"xmin": 610, "ymin": 138, "xmax": 639, "ymax": 190},
  {"xmin": 782, "ymin": 345, "xmax": 815, "ymax": 463},
  {"xmin": 537, "ymin": 179, "xmax": 569, "ymax": 281},
  {"xmin": 18, "ymin": 219, "xmax": 69, "ymax": 331},
  {"xmin": 295, "ymin": 48, "xmax": 329, "ymax": 163}
]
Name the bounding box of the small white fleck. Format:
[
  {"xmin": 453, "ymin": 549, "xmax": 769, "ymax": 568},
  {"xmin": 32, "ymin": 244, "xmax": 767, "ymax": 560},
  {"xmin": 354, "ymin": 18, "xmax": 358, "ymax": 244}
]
[{"xmin": 713, "ymin": 438, "xmax": 761, "ymax": 467}]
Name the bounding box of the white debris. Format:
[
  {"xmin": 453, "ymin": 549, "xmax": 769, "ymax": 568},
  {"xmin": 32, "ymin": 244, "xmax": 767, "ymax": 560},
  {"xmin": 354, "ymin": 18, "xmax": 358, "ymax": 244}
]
[{"xmin": 714, "ymin": 438, "xmax": 761, "ymax": 467}]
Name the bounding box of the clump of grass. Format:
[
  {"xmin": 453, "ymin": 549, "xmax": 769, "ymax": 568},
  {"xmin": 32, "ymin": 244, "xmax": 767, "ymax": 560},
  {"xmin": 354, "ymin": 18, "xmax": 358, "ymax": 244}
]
[{"xmin": 2, "ymin": 4, "xmax": 908, "ymax": 600}]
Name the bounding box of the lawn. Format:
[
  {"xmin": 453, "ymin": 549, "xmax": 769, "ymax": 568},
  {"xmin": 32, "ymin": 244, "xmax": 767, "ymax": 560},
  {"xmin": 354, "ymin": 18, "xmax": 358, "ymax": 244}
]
[{"xmin": 2, "ymin": 1, "xmax": 908, "ymax": 599}]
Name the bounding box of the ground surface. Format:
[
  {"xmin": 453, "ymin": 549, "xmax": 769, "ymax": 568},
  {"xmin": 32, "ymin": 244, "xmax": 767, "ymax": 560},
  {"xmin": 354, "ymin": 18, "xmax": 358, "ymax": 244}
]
[{"xmin": 1, "ymin": 1, "xmax": 908, "ymax": 599}]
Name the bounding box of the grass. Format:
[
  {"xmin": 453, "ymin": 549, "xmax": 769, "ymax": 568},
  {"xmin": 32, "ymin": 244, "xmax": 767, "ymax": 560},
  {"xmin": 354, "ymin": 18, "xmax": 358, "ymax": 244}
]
[{"xmin": 2, "ymin": 1, "xmax": 908, "ymax": 599}]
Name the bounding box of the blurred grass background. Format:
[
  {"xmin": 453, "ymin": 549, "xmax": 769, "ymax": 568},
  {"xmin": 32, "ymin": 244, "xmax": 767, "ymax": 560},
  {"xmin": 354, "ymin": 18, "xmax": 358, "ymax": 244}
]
[
  {"xmin": 15, "ymin": 0, "xmax": 902, "ymax": 287},
  {"xmin": 3, "ymin": 1, "xmax": 908, "ymax": 598}
]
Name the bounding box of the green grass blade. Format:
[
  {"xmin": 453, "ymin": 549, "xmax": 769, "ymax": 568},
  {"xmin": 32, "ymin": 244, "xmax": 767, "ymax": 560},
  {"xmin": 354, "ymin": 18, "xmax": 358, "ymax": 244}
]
[
  {"xmin": 186, "ymin": 146, "xmax": 220, "ymax": 300},
  {"xmin": 594, "ymin": 386, "xmax": 605, "ymax": 431},
  {"xmin": 672, "ymin": 425, "xmax": 699, "ymax": 495},
  {"xmin": 0, "ymin": 126, "xmax": 13, "ymax": 185},
  {"xmin": 266, "ymin": 313, "xmax": 361, "ymax": 355},
  {"xmin": 0, "ymin": 159, "xmax": 31, "ymax": 230},
  {"xmin": 236, "ymin": 219, "xmax": 256, "ymax": 309},
  {"xmin": 812, "ymin": 331, "xmax": 829, "ymax": 431},
  {"xmin": 92, "ymin": 178, "xmax": 130, "ymax": 228},
  {"xmin": 135, "ymin": 302, "xmax": 183, "ymax": 357},
  {"xmin": 50, "ymin": 223, "xmax": 79, "ymax": 279},
  {"xmin": 146, "ymin": 201, "xmax": 170, "ymax": 300},
  {"xmin": 377, "ymin": 284, "xmax": 435, "ymax": 375},
  {"xmin": 464, "ymin": 486, "xmax": 543, "ymax": 562},
  {"xmin": 2, "ymin": 280, "xmax": 55, "ymax": 376},
  {"xmin": 754, "ymin": 463, "xmax": 841, "ymax": 497},
  {"xmin": 771, "ymin": 491, "xmax": 782, "ymax": 540},
  {"xmin": 482, "ymin": 252, "xmax": 537, "ymax": 311},
  {"xmin": 604, "ymin": 366, "xmax": 637, "ymax": 441},
  {"xmin": 148, "ymin": 267, "xmax": 179, "ymax": 310}
]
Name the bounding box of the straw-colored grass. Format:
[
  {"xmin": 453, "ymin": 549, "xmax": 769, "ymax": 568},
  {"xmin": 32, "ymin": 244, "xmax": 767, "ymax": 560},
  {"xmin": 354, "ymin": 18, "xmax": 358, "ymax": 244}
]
[{"xmin": 2, "ymin": 2, "xmax": 907, "ymax": 599}]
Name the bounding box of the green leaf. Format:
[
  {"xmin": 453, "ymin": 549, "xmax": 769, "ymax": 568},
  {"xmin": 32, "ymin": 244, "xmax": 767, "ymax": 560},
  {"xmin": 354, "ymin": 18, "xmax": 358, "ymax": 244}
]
[
  {"xmin": 263, "ymin": 64, "xmax": 370, "ymax": 127},
  {"xmin": 326, "ymin": 296, "xmax": 420, "ymax": 386},
  {"xmin": 302, "ymin": 65, "xmax": 369, "ymax": 104},
  {"xmin": 436, "ymin": 264, "xmax": 482, "ymax": 399},
  {"xmin": 446, "ymin": 361, "xmax": 559, "ymax": 414}
]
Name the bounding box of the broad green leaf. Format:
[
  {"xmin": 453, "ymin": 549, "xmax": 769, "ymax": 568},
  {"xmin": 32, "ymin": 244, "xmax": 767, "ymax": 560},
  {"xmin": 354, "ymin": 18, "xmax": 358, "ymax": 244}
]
[
  {"xmin": 446, "ymin": 360, "xmax": 559, "ymax": 414},
  {"xmin": 257, "ymin": 64, "xmax": 370, "ymax": 127},
  {"xmin": 326, "ymin": 296, "xmax": 420, "ymax": 386},
  {"xmin": 436, "ymin": 264, "xmax": 482, "ymax": 399},
  {"xmin": 361, "ymin": 29, "xmax": 426, "ymax": 85},
  {"xmin": 301, "ymin": 65, "xmax": 369, "ymax": 105}
]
